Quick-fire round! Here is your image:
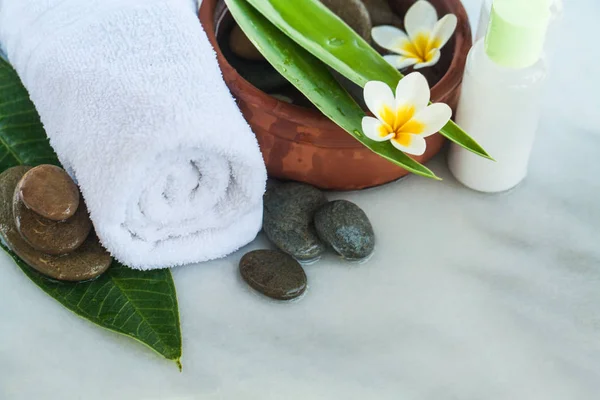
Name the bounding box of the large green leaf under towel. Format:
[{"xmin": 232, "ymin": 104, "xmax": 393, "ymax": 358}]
[{"xmin": 0, "ymin": 58, "xmax": 182, "ymax": 367}]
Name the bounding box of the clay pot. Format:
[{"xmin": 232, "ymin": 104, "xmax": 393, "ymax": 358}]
[{"xmin": 199, "ymin": 0, "xmax": 472, "ymax": 190}]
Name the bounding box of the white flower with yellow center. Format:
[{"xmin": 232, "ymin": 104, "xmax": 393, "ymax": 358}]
[
  {"xmin": 372, "ymin": 0, "xmax": 457, "ymax": 70},
  {"xmin": 361, "ymin": 72, "xmax": 452, "ymax": 156}
]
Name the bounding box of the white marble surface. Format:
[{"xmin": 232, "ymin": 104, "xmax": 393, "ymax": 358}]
[{"xmin": 1, "ymin": 1, "xmax": 599, "ymax": 399}]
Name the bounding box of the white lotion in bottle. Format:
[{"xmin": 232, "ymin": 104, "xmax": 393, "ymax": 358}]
[{"xmin": 448, "ymin": 0, "xmax": 552, "ymax": 193}]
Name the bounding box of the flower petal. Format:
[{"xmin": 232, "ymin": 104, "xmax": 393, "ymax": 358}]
[
  {"xmin": 362, "ymin": 116, "xmax": 394, "ymax": 142},
  {"xmin": 413, "ymin": 48, "xmax": 441, "ymax": 69},
  {"xmin": 391, "ymin": 134, "xmax": 427, "ymax": 156},
  {"xmin": 371, "ymin": 26, "xmax": 413, "ymax": 56},
  {"xmin": 430, "ymin": 14, "xmax": 457, "ymax": 49},
  {"xmin": 411, "ymin": 103, "xmax": 452, "ymax": 137},
  {"xmin": 405, "ymin": 0, "xmax": 438, "ymax": 40},
  {"xmin": 383, "ymin": 55, "xmax": 418, "ymax": 70},
  {"xmin": 395, "ymin": 72, "xmax": 430, "ymax": 112},
  {"xmin": 363, "ymin": 81, "xmax": 395, "ymax": 121}
]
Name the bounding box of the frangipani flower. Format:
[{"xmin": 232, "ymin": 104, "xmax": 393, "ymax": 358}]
[
  {"xmin": 361, "ymin": 72, "xmax": 451, "ymax": 156},
  {"xmin": 372, "ymin": 0, "xmax": 457, "ymax": 70}
]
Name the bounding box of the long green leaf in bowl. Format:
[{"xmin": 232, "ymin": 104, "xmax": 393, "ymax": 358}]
[
  {"xmin": 240, "ymin": 0, "xmax": 492, "ymax": 160},
  {"xmin": 224, "ymin": 0, "xmax": 438, "ymax": 179},
  {"xmin": 0, "ymin": 58, "xmax": 182, "ymax": 367}
]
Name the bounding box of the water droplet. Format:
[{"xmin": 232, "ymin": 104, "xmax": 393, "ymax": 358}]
[
  {"xmin": 281, "ymin": 67, "xmax": 287, "ymax": 72},
  {"xmin": 353, "ymin": 130, "xmax": 362, "ymax": 137},
  {"xmin": 327, "ymin": 37, "xmax": 345, "ymax": 47}
]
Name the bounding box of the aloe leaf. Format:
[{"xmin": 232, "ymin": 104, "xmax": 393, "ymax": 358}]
[
  {"xmin": 243, "ymin": 0, "xmax": 398, "ymax": 88},
  {"xmin": 441, "ymin": 120, "xmax": 493, "ymax": 160},
  {"xmin": 0, "ymin": 58, "xmax": 182, "ymax": 366},
  {"xmin": 225, "ymin": 0, "xmax": 438, "ymax": 179},
  {"xmin": 240, "ymin": 0, "xmax": 492, "ymax": 159}
]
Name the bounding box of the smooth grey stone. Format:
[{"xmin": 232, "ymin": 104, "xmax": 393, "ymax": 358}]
[
  {"xmin": 269, "ymin": 94, "xmax": 294, "ymax": 104},
  {"xmin": 331, "ymin": 70, "xmax": 368, "ymax": 110},
  {"xmin": 314, "ymin": 200, "xmax": 375, "ymax": 260},
  {"xmin": 263, "ymin": 183, "xmax": 327, "ymax": 261},
  {"xmin": 238, "ymin": 61, "xmax": 288, "ymax": 93},
  {"xmin": 239, "ymin": 250, "xmax": 307, "ymax": 300},
  {"xmin": 320, "ymin": 0, "xmax": 373, "ymax": 41},
  {"xmin": 266, "ymin": 178, "xmax": 283, "ymax": 191},
  {"xmin": 269, "ymin": 85, "xmax": 315, "ymax": 108},
  {"xmin": 362, "ymin": 0, "xmax": 397, "ymax": 26}
]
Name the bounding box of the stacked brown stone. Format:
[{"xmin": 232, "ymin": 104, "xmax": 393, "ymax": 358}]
[{"xmin": 0, "ymin": 165, "xmax": 111, "ymax": 281}]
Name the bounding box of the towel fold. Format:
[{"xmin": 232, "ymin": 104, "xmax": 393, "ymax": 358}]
[{"xmin": 0, "ymin": 0, "xmax": 267, "ymax": 269}]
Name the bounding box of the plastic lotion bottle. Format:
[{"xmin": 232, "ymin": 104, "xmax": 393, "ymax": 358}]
[
  {"xmin": 448, "ymin": 0, "xmax": 552, "ymax": 192},
  {"xmin": 475, "ymin": 0, "xmax": 494, "ymax": 41},
  {"xmin": 476, "ymin": 0, "xmax": 563, "ymax": 47}
]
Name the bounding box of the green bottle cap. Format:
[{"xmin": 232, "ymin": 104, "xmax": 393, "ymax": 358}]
[{"xmin": 485, "ymin": 0, "xmax": 552, "ymax": 68}]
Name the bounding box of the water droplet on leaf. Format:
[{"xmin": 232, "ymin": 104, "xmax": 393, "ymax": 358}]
[{"xmin": 327, "ymin": 37, "xmax": 345, "ymax": 47}]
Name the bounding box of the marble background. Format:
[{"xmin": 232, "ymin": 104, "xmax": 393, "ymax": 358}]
[{"xmin": 1, "ymin": 0, "xmax": 599, "ymax": 399}]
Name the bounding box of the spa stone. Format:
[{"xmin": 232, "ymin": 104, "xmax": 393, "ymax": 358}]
[
  {"xmin": 0, "ymin": 166, "xmax": 32, "ymax": 235},
  {"xmin": 17, "ymin": 164, "xmax": 79, "ymax": 221},
  {"xmin": 14, "ymin": 193, "xmax": 92, "ymax": 255},
  {"xmin": 239, "ymin": 250, "xmax": 307, "ymax": 300},
  {"xmin": 229, "ymin": 25, "xmax": 264, "ymax": 61},
  {"xmin": 320, "ymin": 0, "xmax": 372, "ymax": 41},
  {"xmin": 219, "ymin": 23, "xmax": 287, "ymax": 92},
  {"xmin": 314, "ymin": 200, "xmax": 375, "ymax": 260},
  {"xmin": 362, "ymin": 0, "xmax": 401, "ymax": 26},
  {"xmin": 263, "ymin": 183, "xmax": 327, "ymax": 261},
  {"xmin": 0, "ymin": 167, "xmax": 111, "ymax": 282}
]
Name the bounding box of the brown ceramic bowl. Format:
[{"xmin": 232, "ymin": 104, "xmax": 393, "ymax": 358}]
[{"xmin": 199, "ymin": 0, "xmax": 472, "ymax": 190}]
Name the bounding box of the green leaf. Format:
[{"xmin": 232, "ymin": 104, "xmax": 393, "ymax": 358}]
[
  {"xmin": 225, "ymin": 0, "xmax": 438, "ymax": 179},
  {"xmin": 0, "ymin": 57, "xmax": 182, "ymax": 366},
  {"xmin": 0, "ymin": 61, "xmax": 60, "ymax": 169},
  {"xmin": 239, "ymin": 0, "xmax": 492, "ymax": 160},
  {"xmin": 3, "ymin": 247, "xmax": 183, "ymax": 365},
  {"xmin": 242, "ymin": 0, "xmax": 399, "ymax": 88},
  {"xmin": 440, "ymin": 120, "xmax": 493, "ymax": 160}
]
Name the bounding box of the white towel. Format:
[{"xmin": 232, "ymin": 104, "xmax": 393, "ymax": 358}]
[{"xmin": 0, "ymin": 0, "xmax": 267, "ymax": 269}]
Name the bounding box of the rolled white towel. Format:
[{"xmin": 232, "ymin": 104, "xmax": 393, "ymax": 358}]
[{"xmin": 0, "ymin": 0, "xmax": 267, "ymax": 269}]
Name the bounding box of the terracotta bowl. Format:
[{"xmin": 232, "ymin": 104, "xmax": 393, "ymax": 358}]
[{"xmin": 199, "ymin": 0, "xmax": 472, "ymax": 190}]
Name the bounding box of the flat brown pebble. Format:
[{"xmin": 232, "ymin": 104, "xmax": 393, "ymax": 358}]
[
  {"xmin": 240, "ymin": 250, "xmax": 307, "ymax": 300},
  {"xmin": 0, "ymin": 167, "xmax": 111, "ymax": 282},
  {"xmin": 229, "ymin": 25, "xmax": 264, "ymax": 61},
  {"xmin": 14, "ymin": 191, "xmax": 92, "ymax": 255},
  {"xmin": 17, "ymin": 164, "xmax": 80, "ymax": 221}
]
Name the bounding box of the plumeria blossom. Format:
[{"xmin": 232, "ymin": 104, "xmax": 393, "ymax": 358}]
[
  {"xmin": 372, "ymin": 0, "xmax": 457, "ymax": 70},
  {"xmin": 361, "ymin": 72, "xmax": 451, "ymax": 156}
]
